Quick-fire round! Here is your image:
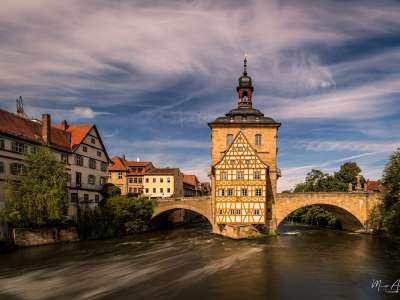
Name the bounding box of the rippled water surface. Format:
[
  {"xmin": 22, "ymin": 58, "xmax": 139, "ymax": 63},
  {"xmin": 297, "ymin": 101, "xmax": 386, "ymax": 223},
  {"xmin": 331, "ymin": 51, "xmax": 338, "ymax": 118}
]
[{"xmin": 1, "ymin": 225, "xmax": 400, "ymax": 300}]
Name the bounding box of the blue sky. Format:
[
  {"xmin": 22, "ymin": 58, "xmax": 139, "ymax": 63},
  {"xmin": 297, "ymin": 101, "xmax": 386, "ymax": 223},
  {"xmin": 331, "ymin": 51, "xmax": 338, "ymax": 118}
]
[{"xmin": 0, "ymin": 0, "xmax": 399, "ymax": 190}]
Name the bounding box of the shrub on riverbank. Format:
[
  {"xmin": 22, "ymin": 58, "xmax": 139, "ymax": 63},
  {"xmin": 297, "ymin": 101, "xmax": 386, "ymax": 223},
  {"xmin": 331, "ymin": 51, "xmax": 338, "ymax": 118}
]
[{"xmin": 77, "ymin": 195, "xmax": 156, "ymax": 240}]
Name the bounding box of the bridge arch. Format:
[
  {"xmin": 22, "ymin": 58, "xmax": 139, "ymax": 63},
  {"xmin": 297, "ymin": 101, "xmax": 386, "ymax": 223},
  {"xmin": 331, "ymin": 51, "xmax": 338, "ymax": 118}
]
[
  {"xmin": 151, "ymin": 197, "xmax": 214, "ymax": 229},
  {"xmin": 277, "ymin": 203, "xmax": 364, "ymax": 231},
  {"xmin": 274, "ymin": 193, "xmax": 379, "ymax": 231}
]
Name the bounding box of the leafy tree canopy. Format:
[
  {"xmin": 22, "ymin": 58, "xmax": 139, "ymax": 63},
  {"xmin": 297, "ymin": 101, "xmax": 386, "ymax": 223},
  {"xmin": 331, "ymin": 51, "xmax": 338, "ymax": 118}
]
[
  {"xmin": 294, "ymin": 162, "xmax": 363, "ymax": 192},
  {"xmin": 1, "ymin": 146, "xmax": 68, "ymax": 227}
]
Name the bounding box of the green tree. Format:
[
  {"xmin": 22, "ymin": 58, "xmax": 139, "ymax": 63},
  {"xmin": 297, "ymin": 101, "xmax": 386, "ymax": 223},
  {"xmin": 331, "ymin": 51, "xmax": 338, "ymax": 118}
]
[
  {"xmin": 100, "ymin": 183, "xmax": 121, "ymax": 207},
  {"xmin": 333, "ymin": 162, "xmax": 363, "ymax": 191},
  {"xmin": 1, "ymin": 146, "xmax": 68, "ymax": 227},
  {"xmin": 381, "ymin": 149, "xmax": 400, "ymax": 235}
]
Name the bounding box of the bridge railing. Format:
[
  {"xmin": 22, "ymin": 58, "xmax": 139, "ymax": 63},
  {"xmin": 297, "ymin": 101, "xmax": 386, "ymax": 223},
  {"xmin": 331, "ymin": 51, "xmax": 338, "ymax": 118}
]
[{"xmin": 154, "ymin": 196, "xmax": 210, "ymax": 202}]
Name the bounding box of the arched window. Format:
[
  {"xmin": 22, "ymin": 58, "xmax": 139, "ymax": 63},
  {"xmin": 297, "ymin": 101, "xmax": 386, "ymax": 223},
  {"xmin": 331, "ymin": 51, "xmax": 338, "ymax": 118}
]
[{"xmin": 255, "ymin": 134, "xmax": 262, "ymax": 145}]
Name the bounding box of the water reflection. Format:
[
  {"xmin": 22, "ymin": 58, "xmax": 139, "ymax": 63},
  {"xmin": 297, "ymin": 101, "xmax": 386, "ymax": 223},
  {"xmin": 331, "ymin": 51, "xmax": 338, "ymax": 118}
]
[{"xmin": 0, "ymin": 225, "xmax": 399, "ymax": 300}]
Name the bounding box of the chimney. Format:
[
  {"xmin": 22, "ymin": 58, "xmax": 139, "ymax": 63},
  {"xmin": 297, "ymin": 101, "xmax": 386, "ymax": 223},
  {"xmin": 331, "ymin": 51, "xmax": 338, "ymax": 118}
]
[
  {"xmin": 61, "ymin": 120, "xmax": 69, "ymax": 131},
  {"xmin": 122, "ymin": 154, "xmax": 126, "ymax": 161},
  {"xmin": 42, "ymin": 114, "xmax": 51, "ymax": 145}
]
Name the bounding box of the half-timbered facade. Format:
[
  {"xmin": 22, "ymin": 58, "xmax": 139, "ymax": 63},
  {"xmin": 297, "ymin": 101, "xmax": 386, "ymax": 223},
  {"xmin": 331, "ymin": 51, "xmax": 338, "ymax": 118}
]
[{"xmin": 214, "ymin": 132, "xmax": 268, "ymax": 224}]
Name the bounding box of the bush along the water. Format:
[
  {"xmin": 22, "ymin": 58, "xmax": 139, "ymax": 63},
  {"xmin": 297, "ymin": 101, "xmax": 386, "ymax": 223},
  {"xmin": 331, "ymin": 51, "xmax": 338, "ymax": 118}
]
[
  {"xmin": 286, "ymin": 205, "xmax": 341, "ymax": 229},
  {"xmin": 371, "ymin": 149, "xmax": 400, "ymax": 236},
  {"xmin": 77, "ymin": 195, "xmax": 156, "ymax": 240}
]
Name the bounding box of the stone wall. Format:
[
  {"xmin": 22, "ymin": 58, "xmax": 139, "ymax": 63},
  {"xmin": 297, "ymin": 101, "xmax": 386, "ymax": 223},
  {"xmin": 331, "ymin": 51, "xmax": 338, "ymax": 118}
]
[{"xmin": 12, "ymin": 227, "xmax": 78, "ymax": 247}]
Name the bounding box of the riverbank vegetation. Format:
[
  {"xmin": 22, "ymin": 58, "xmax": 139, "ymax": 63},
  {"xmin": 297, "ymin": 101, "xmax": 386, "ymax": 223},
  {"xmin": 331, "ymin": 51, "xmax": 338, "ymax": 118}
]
[
  {"xmin": 369, "ymin": 149, "xmax": 400, "ymax": 236},
  {"xmin": 77, "ymin": 194, "xmax": 156, "ymax": 240}
]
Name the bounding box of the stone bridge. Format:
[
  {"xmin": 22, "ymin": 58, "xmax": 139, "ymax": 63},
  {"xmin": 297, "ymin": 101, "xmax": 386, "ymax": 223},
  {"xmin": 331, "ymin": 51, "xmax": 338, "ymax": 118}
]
[{"xmin": 152, "ymin": 192, "xmax": 383, "ymax": 233}]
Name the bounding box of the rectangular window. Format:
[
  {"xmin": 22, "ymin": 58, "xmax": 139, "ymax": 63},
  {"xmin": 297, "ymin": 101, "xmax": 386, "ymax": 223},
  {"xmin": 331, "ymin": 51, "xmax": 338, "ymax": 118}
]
[
  {"xmin": 84, "ymin": 194, "xmax": 89, "ymax": 202},
  {"xmin": 146, "ymin": 178, "xmax": 149, "ymax": 183},
  {"xmin": 219, "ymin": 209, "xmax": 223, "ymax": 215},
  {"xmin": 83, "ymin": 146, "xmax": 88, "ymax": 152},
  {"xmin": 254, "ymin": 209, "xmax": 260, "ymax": 215},
  {"xmin": 255, "ymin": 134, "xmax": 262, "ymax": 145},
  {"xmin": 167, "ymin": 177, "xmax": 171, "ymax": 183},
  {"xmin": 153, "ymin": 178, "xmax": 156, "ymax": 183},
  {"xmin": 241, "ymin": 188, "xmax": 248, "ymax": 196},
  {"xmin": 91, "ymin": 137, "xmax": 96, "ymax": 144},
  {"xmin": 235, "ymin": 209, "xmax": 241, "ymax": 215},
  {"xmin": 97, "ymin": 151, "xmax": 101, "ymax": 157},
  {"xmin": 129, "ymin": 178, "xmax": 133, "ymax": 183},
  {"xmin": 139, "ymin": 178, "xmax": 143, "ymax": 183},
  {"xmin": 227, "ymin": 188, "xmax": 234, "ymax": 196},
  {"xmin": 160, "ymin": 188, "xmax": 163, "ymax": 193},
  {"xmin": 89, "ymin": 159, "xmax": 96, "ymax": 169},
  {"xmin": 76, "ymin": 172, "xmax": 82, "ymax": 187},
  {"xmin": 88, "ymin": 175, "xmax": 96, "ymax": 185},
  {"xmin": 61, "ymin": 153, "xmax": 68, "ymax": 164},
  {"xmin": 75, "ymin": 155, "xmax": 83, "ymax": 166},
  {"xmin": 226, "ymin": 134, "xmax": 233, "ymax": 146},
  {"xmin": 145, "ymin": 188, "xmax": 149, "ymax": 193},
  {"xmin": 160, "ymin": 178, "xmax": 163, "ymax": 183},
  {"xmin": 230, "ymin": 209, "xmax": 235, "ymax": 215},
  {"xmin": 10, "ymin": 163, "xmax": 25, "ymax": 175},
  {"xmin": 101, "ymin": 162, "xmax": 107, "ymax": 171},
  {"xmin": 70, "ymin": 193, "xmax": 78, "ymax": 203},
  {"xmin": 12, "ymin": 141, "xmax": 26, "ymax": 154},
  {"xmin": 128, "ymin": 187, "xmax": 132, "ymax": 193},
  {"xmin": 218, "ymin": 188, "xmax": 225, "ymax": 196},
  {"xmin": 254, "ymin": 171, "xmax": 261, "ymax": 180},
  {"xmin": 167, "ymin": 188, "xmax": 170, "ymax": 193},
  {"xmin": 118, "ymin": 172, "xmax": 123, "ymax": 179},
  {"xmin": 236, "ymin": 171, "xmax": 244, "ymax": 180},
  {"xmin": 95, "ymin": 194, "xmax": 99, "ymax": 202},
  {"xmin": 0, "ymin": 139, "xmax": 4, "ymax": 149},
  {"xmin": 134, "ymin": 188, "xmax": 138, "ymax": 193},
  {"xmin": 220, "ymin": 171, "xmax": 228, "ymax": 180},
  {"xmin": 153, "ymin": 188, "xmax": 156, "ymax": 193},
  {"xmin": 0, "ymin": 162, "xmax": 4, "ymax": 173},
  {"xmin": 100, "ymin": 177, "xmax": 106, "ymax": 185},
  {"xmin": 255, "ymin": 188, "xmax": 262, "ymax": 196},
  {"xmin": 134, "ymin": 177, "xmax": 138, "ymax": 183}
]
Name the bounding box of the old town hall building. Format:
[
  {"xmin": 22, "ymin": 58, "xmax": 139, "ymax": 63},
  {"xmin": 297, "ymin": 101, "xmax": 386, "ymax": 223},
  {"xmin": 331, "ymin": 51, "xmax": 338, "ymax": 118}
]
[{"xmin": 209, "ymin": 58, "xmax": 281, "ymax": 235}]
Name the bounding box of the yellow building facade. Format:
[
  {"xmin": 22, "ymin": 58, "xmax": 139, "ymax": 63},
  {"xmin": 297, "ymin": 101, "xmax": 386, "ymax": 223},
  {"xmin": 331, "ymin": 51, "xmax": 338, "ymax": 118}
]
[
  {"xmin": 143, "ymin": 168, "xmax": 184, "ymax": 198},
  {"xmin": 209, "ymin": 58, "xmax": 280, "ymax": 233}
]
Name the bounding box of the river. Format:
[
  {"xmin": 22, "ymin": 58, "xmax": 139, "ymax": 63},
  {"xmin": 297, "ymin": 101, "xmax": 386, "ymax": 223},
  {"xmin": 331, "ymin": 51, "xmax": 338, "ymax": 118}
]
[{"xmin": 0, "ymin": 225, "xmax": 399, "ymax": 300}]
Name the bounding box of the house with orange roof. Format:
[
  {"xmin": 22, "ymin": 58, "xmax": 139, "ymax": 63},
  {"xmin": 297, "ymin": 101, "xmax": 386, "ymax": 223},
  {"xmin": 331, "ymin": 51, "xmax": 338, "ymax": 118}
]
[
  {"xmin": 108, "ymin": 156, "xmax": 154, "ymax": 195},
  {"xmin": 0, "ymin": 102, "xmax": 110, "ymax": 236}
]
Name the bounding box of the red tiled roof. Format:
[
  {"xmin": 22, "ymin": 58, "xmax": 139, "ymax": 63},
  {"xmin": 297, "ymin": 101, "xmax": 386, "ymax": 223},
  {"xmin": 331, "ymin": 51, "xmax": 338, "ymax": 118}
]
[
  {"xmin": 0, "ymin": 109, "xmax": 70, "ymax": 151},
  {"xmin": 146, "ymin": 168, "xmax": 179, "ymax": 175},
  {"xmin": 53, "ymin": 123, "xmax": 93, "ymax": 150},
  {"xmin": 367, "ymin": 180, "xmax": 384, "ymax": 192},
  {"xmin": 109, "ymin": 156, "xmax": 128, "ymax": 171},
  {"xmin": 183, "ymin": 174, "xmax": 200, "ymax": 187}
]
